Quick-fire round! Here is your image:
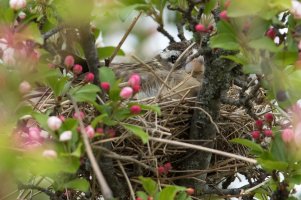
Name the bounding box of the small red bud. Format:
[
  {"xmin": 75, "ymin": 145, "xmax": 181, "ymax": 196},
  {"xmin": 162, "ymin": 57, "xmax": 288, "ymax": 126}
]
[
  {"xmin": 219, "ymin": 10, "xmax": 229, "ymax": 21},
  {"xmin": 195, "ymin": 24, "xmax": 206, "ymax": 32},
  {"xmin": 266, "ymin": 28, "xmax": 276, "ymax": 40},
  {"xmin": 130, "ymin": 105, "xmax": 142, "ymax": 114},
  {"xmin": 157, "ymin": 166, "xmax": 165, "ymax": 175},
  {"xmin": 84, "ymin": 72, "xmax": 94, "ymax": 83},
  {"xmin": 132, "ymin": 84, "xmax": 141, "ymax": 93},
  {"xmin": 107, "ymin": 129, "xmax": 116, "ymax": 138},
  {"xmin": 251, "ymin": 130, "xmax": 260, "ymax": 140},
  {"xmin": 186, "ymin": 188, "xmax": 195, "ymax": 195},
  {"xmin": 100, "ymin": 82, "xmax": 110, "ymax": 92},
  {"xmin": 264, "ymin": 129, "xmax": 273, "ymax": 137},
  {"xmin": 96, "ymin": 128, "xmax": 104, "ymax": 135},
  {"xmin": 73, "ymin": 64, "xmax": 83, "ymax": 75},
  {"xmin": 264, "ymin": 113, "xmax": 274, "ymax": 123},
  {"xmin": 255, "ymin": 120, "xmax": 263, "ymax": 130},
  {"xmin": 164, "ymin": 162, "xmax": 172, "ymax": 171},
  {"xmin": 147, "ymin": 197, "xmax": 153, "ymax": 200}
]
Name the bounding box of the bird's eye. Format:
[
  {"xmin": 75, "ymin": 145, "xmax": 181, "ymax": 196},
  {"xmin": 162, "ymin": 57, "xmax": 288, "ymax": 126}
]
[{"xmin": 170, "ymin": 55, "xmax": 178, "ymax": 63}]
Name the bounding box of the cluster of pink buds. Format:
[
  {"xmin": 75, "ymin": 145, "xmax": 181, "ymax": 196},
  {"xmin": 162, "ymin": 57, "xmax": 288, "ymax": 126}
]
[
  {"xmin": 157, "ymin": 162, "xmax": 172, "ymax": 175},
  {"xmin": 63, "ymin": 55, "xmax": 87, "ymax": 79},
  {"xmin": 251, "ymin": 113, "xmax": 274, "ymax": 141},
  {"xmin": 120, "ymin": 73, "xmax": 141, "ymax": 99}
]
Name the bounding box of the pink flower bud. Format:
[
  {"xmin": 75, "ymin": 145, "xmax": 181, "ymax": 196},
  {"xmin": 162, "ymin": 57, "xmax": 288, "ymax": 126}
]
[
  {"xmin": 120, "ymin": 86, "xmax": 133, "ymax": 99},
  {"xmin": 59, "ymin": 115, "xmax": 65, "ymax": 122},
  {"xmin": 255, "ymin": 120, "xmax": 263, "ymax": 130},
  {"xmin": 264, "ymin": 129, "xmax": 273, "ymax": 137},
  {"xmin": 73, "ymin": 111, "xmax": 85, "ymax": 120},
  {"xmin": 282, "ymin": 128, "xmax": 294, "ymax": 143},
  {"xmin": 73, "ymin": 64, "xmax": 83, "ymax": 75},
  {"xmin": 42, "ymin": 149, "xmax": 57, "ymax": 159},
  {"xmin": 130, "ymin": 105, "xmax": 142, "ymax": 114},
  {"xmin": 264, "ymin": 113, "xmax": 274, "ymax": 123},
  {"xmin": 224, "ymin": 0, "xmax": 231, "ymax": 8},
  {"xmin": 132, "ymin": 84, "xmax": 141, "ymax": 93},
  {"xmin": 59, "ymin": 131, "xmax": 72, "ymax": 142},
  {"xmin": 128, "ymin": 73, "xmax": 141, "ymax": 87},
  {"xmin": 47, "ymin": 116, "xmax": 62, "ymax": 131},
  {"xmin": 9, "ymin": 0, "xmax": 26, "ymax": 10},
  {"xmin": 84, "ymin": 72, "xmax": 94, "ymax": 83},
  {"xmin": 85, "ymin": 125, "xmax": 95, "ymax": 139},
  {"xmin": 219, "ymin": 10, "xmax": 229, "ymax": 21},
  {"xmin": 64, "ymin": 55, "xmax": 74, "ymax": 68},
  {"xmin": 251, "ymin": 130, "xmax": 260, "ymax": 140},
  {"xmin": 100, "ymin": 82, "xmax": 110, "ymax": 92},
  {"xmin": 28, "ymin": 127, "xmax": 41, "ymax": 141},
  {"xmin": 194, "ymin": 24, "xmax": 206, "ymax": 32},
  {"xmin": 19, "ymin": 81, "xmax": 31, "ymax": 94}
]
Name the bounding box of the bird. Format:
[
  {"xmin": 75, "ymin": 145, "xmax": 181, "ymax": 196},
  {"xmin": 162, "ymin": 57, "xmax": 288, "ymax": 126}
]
[{"xmin": 110, "ymin": 41, "xmax": 205, "ymax": 99}]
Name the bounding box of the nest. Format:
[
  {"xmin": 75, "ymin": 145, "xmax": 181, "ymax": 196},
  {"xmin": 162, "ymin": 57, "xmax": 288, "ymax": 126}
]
[{"xmin": 23, "ymin": 78, "xmax": 271, "ymax": 198}]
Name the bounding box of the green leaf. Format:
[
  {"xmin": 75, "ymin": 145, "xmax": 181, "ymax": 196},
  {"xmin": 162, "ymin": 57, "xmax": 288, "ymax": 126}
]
[
  {"xmin": 140, "ymin": 104, "xmax": 161, "ymax": 115},
  {"xmin": 257, "ymin": 159, "xmax": 288, "ymax": 171},
  {"xmin": 230, "ymin": 138, "xmax": 263, "ymax": 154},
  {"xmin": 248, "ymin": 38, "xmax": 279, "ymax": 52},
  {"xmin": 109, "ymin": 81, "xmax": 121, "ymax": 102},
  {"xmin": 62, "ymin": 178, "xmax": 90, "ymax": 192},
  {"xmin": 97, "ymin": 46, "xmax": 125, "ymax": 60},
  {"xmin": 204, "ymin": 0, "xmax": 217, "ymax": 15},
  {"xmin": 122, "ymin": 124, "xmax": 149, "ymax": 143},
  {"xmin": 46, "ymin": 71, "xmax": 69, "ymax": 98},
  {"xmin": 139, "ymin": 176, "xmax": 158, "ymax": 196},
  {"xmin": 222, "ymin": 55, "xmax": 248, "ymax": 65},
  {"xmin": 210, "ymin": 33, "xmax": 239, "ymax": 50},
  {"xmin": 99, "ymin": 67, "xmax": 116, "ymax": 85},
  {"xmin": 227, "ymin": 0, "xmax": 265, "ymax": 17},
  {"xmin": 270, "ymin": 130, "xmax": 288, "ymax": 162},
  {"xmin": 24, "ymin": 23, "xmax": 43, "ymax": 44},
  {"xmin": 91, "ymin": 114, "xmax": 108, "ymax": 127},
  {"xmin": 32, "ymin": 112, "xmax": 49, "ymax": 131},
  {"xmin": 69, "ymin": 84, "xmax": 100, "ymax": 102},
  {"xmin": 136, "ymin": 191, "xmax": 148, "ymax": 200},
  {"xmin": 158, "ymin": 186, "xmax": 186, "ymax": 200}
]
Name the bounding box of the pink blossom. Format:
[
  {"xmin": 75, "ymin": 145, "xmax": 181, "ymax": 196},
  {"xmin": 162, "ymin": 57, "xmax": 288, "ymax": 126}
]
[
  {"xmin": 120, "ymin": 87, "xmax": 133, "ymax": 99},
  {"xmin": 85, "ymin": 125, "xmax": 95, "ymax": 139},
  {"xmin": 100, "ymin": 82, "xmax": 110, "ymax": 92},
  {"xmin": 291, "ymin": 0, "xmax": 301, "ymax": 19},
  {"xmin": 64, "ymin": 55, "xmax": 74, "ymax": 68},
  {"xmin": 73, "ymin": 64, "xmax": 83, "ymax": 75},
  {"xmin": 219, "ymin": 10, "xmax": 229, "ymax": 21},
  {"xmin": 28, "ymin": 127, "xmax": 42, "ymax": 141},
  {"xmin": 194, "ymin": 24, "xmax": 206, "ymax": 32},
  {"xmin": 282, "ymin": 128, "xmax": 294, "ymax": 143},
  {"xmin": 19, "ymin": 81, "xmax": 31, "ymax": 94},
  {"xmin": 9, "ymin": 0, "xmax": 26, "ymax": 10},
  {"xmin": 59, "ymin": 131, "xmax": 72, "ymax": 142},
  {"xmin": 84, "ymin": 72, "xmax": 94, "ymax": 83},
  {"xmin": 42, "ymin": 149, "xmax": 57, "ymax": 159},
  {"xmin": 128, "ymin": 73, "xmax": 141, "ymax": 87},
  {"xmin": 47, "ymin": 116, "xmax": 62, "ymax": 131},
  {"xmin": 251, "ymin": 131, "xmax": 260, "ymax": 140},
  {"xmin": 130, "ymin": 105, "xmax": 142, "ymax": 114}
]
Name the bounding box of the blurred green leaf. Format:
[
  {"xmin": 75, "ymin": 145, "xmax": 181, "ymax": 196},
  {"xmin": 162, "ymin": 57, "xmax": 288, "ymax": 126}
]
[
  {"xmin": 69, "ymin": 84, "xmax": 100, "ymax": 102},
  {"xmin": 99, "ymin": 67, "xmax": 116, "ymax": 85},
  {"xmin": 257, "ymin": 159, "xmax": 288, "ymax": 171},
  {"xmin": 158, "ymin": 185, "xmax": 186, "ymax": 200},
  {"xmin": 231, "ymin": 138, "xmax": 263, "ymax": 154},
  {"xmin": 109, "ymin": 81, "xmax": 121, "ymax": 102},
  {"xmin": 227, "ymin": 0, "xmax": 265, "ymax": 17},
  {"xmin": 139, "ymin": 176, "xmax": 158, "ymax": 196},
  {"xmin": 136, "ymin": 191, "xmax": 148, "ymax": 200},
  {"xmin": 62, "ymin": 178, "xmax": 90, "ymax": 192},
  {"xmin": 248, "ymin": 38, "xmax": 279, "ymax": 52},
  {"xmin": 140, "ymin": 104, "xmax": 161, "ymax": 115},
  {"xmin": 204, "ymin": 0, "xmax": 217, "ymax": 15},
  {"xmin": 122, "ymin": 124, "xmax": 149, "ymax": 143},
  {"xmin": 97, "ymin": 46, "xmax": 125, "ymax": 60}
]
